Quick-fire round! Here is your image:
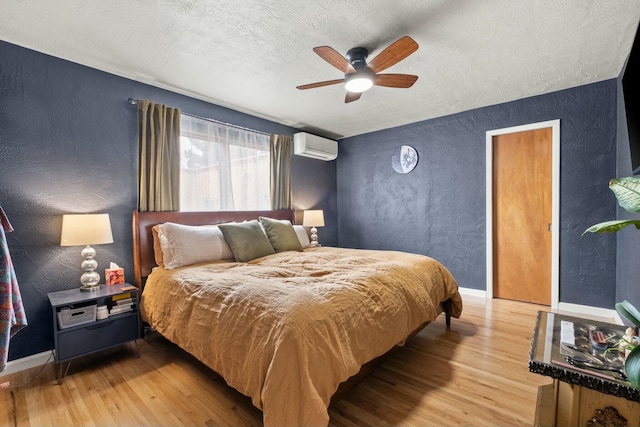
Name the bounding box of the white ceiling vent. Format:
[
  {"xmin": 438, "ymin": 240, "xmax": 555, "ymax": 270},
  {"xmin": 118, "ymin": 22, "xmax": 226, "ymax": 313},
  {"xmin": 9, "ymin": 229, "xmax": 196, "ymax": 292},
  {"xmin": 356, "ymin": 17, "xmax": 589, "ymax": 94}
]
[{"xmin": 293, "ymin": 132, "xmax": 338, "ymax": 161}]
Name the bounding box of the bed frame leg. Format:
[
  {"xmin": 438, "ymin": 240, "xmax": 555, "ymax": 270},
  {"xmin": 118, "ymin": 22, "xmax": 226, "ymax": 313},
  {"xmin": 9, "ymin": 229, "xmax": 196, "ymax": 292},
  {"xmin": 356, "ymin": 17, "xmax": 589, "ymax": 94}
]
[{"xmin": 443, "ymin": 299, "xmax": 452, "ymax": 328}]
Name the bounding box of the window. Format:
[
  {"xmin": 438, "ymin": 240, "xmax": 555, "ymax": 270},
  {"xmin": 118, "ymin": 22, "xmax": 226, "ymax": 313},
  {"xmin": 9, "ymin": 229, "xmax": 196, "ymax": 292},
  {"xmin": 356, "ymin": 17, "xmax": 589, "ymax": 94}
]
[{"xmin": 179, "ymin": 114, "xmax": 270, "ymax": 211}]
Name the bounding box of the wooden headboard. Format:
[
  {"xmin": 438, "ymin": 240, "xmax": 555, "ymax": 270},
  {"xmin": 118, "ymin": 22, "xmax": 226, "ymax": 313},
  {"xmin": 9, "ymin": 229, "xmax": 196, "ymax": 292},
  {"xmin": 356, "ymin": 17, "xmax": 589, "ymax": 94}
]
[{"xmin": 132, "ymin": 209, "xmax": 296, "ymax": 289}]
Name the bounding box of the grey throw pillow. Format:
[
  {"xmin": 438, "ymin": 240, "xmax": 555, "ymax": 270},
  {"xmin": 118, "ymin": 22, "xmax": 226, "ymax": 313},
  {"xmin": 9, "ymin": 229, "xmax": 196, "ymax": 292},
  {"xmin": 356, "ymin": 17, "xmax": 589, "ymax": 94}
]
[
  {"xmin": 219, "ymin": 220, "xmax": 276, "ymax": 262},
  {"xmin": 259, "ymin": 217, "xmax": 303, "ymax": 253}
]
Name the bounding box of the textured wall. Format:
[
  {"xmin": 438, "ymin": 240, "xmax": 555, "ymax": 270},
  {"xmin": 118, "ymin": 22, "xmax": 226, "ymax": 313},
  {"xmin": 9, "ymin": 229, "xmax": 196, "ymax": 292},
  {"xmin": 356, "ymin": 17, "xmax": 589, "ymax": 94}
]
[
  {"xmin": 616, "ymin": 76, "xmax": 640, "ymax": 306},
  {"xmin": 338, "ymin": 80, "xmax": 619, "ymax": 307},
  {"xmin": 291, "ymin": 156, "xmax": 337, "ymax": 247},
  {"xmin": 0, "ymin": 40, "xmax": 337, "ymax": 361}
]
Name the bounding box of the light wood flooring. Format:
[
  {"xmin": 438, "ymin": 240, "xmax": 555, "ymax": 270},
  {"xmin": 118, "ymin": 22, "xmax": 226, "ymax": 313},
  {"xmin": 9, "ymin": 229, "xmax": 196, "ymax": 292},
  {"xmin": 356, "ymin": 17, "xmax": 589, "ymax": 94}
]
[{"xmin": 2, "ymin": 295, "xmax": 556, "ymax": 426}]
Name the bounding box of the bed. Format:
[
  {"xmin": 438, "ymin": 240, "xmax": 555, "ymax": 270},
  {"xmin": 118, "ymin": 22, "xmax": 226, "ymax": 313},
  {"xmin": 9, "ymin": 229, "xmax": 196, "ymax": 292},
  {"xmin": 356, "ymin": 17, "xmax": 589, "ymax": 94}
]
[{"xmin": 132, "ymin": 209, "xmax": 462, "ymax": 427}]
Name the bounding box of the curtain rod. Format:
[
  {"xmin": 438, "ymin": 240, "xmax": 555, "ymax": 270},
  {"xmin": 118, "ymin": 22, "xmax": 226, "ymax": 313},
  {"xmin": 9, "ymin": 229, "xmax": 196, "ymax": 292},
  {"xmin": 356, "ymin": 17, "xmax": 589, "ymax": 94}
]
[{"xmin": 128, "ymin": 98, "xmax": 270, "ymax": 136}]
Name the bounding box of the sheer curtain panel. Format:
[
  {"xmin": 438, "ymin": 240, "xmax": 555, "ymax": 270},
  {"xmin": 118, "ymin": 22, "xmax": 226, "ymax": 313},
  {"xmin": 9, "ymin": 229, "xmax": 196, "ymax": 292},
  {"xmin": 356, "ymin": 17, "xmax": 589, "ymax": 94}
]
[
  {"xmin": 180, "ymin": 115, "xmax": 270, "ymax": 211},
  {"xmin": 137, "ymin": 99, "xmax": 181, "ymax": 212}
]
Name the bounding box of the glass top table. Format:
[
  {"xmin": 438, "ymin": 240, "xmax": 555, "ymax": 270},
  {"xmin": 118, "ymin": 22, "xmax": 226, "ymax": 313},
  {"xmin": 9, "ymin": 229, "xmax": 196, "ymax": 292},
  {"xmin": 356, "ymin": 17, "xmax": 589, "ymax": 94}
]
[{"xmin": 529, "ymin": 310, "xmax": 640, "ymax": 402}]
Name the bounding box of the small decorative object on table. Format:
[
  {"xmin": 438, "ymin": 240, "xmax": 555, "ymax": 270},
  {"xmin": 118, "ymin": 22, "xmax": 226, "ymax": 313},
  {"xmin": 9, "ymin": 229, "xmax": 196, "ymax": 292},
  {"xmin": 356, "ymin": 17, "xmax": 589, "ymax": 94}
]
[
  {"xmin": 613, "ymin": 300, "xmax": 640, "ymax": 388},
  {"xmin": 105, "ymin": 262, "xmax": 125, "ymax": 285},
  {"xmin": 96, "ymin": 305, "xmax": 108, "ymax": 320}
]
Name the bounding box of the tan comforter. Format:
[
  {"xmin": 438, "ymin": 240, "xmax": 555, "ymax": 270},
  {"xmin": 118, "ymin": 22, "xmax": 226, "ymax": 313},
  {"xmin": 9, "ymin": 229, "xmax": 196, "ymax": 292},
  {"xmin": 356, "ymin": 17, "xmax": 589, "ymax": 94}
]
[{"xmin": 141, "ymin": 247, "xmax": 462, "ymax": 427}]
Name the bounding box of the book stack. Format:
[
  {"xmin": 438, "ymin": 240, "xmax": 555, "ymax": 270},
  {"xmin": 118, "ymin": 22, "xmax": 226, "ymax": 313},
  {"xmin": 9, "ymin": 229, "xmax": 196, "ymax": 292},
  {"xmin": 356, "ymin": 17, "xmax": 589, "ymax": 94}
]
[{"xmin": 109, "ymin": 292, "xmax": 134, "ymax": 315}]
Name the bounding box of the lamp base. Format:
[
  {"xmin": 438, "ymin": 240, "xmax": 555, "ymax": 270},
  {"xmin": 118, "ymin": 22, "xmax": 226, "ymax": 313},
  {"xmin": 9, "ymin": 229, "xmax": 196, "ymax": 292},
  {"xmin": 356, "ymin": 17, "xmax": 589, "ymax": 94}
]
[
  {"xmin": 309, "ymin": 226, "xmax": 321, "ymax": 247},
  {"xmin": 79, "ymin": 245, "xmax": 101, "ymax": 292}
]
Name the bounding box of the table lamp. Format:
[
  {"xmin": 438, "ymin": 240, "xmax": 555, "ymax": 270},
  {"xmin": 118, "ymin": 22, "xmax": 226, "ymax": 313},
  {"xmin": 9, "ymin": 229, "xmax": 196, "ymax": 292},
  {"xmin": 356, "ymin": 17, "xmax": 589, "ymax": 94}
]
[
  {"xmin": 303, "ymin": 210, "xmax": 324, "ymax": 247},
  {"xmin": 60, "ymin": 213, "xmax": 113, "ymax": 292}
]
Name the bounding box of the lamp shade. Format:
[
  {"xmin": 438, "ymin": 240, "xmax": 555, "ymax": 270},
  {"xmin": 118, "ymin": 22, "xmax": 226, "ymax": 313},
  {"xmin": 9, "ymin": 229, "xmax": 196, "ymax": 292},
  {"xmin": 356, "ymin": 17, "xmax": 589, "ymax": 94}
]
[
  {"xmin": 60, "ymin": 214, "xmax": 114, "ymax": 246},
  {"xmin": 303, "ymin": 210, "xmax": 325, "ymax": 227}
]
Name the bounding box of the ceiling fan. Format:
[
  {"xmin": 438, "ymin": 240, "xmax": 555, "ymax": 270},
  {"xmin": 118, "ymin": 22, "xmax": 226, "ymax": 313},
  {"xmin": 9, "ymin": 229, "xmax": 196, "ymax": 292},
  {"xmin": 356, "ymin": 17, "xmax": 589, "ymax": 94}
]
[{"xmin": 297, "ymin": 36, "xmax": 419, "ymax": 103}]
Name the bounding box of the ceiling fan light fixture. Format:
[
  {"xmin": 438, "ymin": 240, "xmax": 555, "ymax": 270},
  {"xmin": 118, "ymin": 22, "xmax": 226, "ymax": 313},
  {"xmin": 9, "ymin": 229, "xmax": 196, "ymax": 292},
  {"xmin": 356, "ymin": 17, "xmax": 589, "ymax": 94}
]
[
  {"xmin": 344, "ymin": 74, "xmax": 373, "ymax": 93},
  {"xmin": 298, "ymin": 36, "xmax": 419, "ymax": 102}
]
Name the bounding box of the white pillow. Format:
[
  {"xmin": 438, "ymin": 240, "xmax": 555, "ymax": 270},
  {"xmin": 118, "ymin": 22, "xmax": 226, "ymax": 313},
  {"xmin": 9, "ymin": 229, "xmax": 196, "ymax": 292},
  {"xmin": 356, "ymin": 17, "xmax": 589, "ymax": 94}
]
[
  {"xmin": 293, "ymin": 225, "xmax": 311, "ymax": 249},
  {"xmin": 156, "ymin": 222, "xmax": 234, "ymax": 269}
]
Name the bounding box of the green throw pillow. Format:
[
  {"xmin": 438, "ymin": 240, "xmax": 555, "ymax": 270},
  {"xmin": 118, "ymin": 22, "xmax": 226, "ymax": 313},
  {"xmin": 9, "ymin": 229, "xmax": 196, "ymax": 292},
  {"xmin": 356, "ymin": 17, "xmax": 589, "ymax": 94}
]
[
  {"xmin": 219, "ymin": 221, "xmax": 276, "ymax": 262},
  {"xmin": 259, "ymin": 217, "xmax": 303, "ymax": 253}
]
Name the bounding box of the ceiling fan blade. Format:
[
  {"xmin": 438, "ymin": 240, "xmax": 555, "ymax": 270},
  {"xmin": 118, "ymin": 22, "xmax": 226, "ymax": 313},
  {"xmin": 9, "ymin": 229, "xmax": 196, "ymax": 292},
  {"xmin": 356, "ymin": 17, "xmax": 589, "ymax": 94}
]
[
  {"xmin": 296, "ymin": 79, "xmax": 345, "ymax": 90},
  {"xmin": 374, "ymin": 74, "xmax": 418, "ymax": 88},
  {"xmin": 345, "ymin": 92, "xmax": 361, "ymax": 103},
  {"xmin": 368, "ymin": 36, "xmax": 419, "ymax": 73},
  {"xmin": 313, "ymin": 46, "xmax": 356, "ymax": 74}
]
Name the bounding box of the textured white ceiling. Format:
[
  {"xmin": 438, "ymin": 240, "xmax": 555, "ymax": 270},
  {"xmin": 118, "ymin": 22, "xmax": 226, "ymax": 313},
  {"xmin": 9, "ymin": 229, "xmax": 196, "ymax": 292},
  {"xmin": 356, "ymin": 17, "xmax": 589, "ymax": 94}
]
[{"xmin": 1, "ymin": 0, "xmax": 639, "ymax": 138}]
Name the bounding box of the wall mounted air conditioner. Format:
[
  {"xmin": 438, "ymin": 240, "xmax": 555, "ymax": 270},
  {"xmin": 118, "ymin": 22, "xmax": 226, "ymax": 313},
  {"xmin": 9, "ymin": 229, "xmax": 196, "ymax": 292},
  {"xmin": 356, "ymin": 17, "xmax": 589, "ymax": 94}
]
[{"xmin": 293, "ymin": 132, "xmax": 338, "ymax": 161}]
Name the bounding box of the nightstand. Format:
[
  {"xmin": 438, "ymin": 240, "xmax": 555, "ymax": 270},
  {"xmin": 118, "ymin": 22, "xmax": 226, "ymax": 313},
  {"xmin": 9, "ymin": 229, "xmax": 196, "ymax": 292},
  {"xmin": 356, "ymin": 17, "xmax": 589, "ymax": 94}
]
[{"xmin": 47, "ymin": 285, "xmax": 141, "ymax": 384}]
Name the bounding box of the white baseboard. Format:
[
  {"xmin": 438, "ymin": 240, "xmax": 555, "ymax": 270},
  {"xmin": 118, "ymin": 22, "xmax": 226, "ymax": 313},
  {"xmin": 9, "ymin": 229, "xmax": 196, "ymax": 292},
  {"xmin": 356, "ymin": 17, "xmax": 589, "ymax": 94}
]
[
  {"xmin": 557, "ymin": 302, "xmax": 621, "ymax": 324},
  {"xmin": 457, "ymin": 288, "xmax": 622, "ymax": 324},
  {"xmin": 0, "ymin": 350, "xmax": 53, "ymax": 377},
  {"xmin": 613, "ymin": 310, "xmax": 625, "ymax": 326},
  {"xmin": 458, "ymin": 287, "xmax": 487, "ymax": 298}
]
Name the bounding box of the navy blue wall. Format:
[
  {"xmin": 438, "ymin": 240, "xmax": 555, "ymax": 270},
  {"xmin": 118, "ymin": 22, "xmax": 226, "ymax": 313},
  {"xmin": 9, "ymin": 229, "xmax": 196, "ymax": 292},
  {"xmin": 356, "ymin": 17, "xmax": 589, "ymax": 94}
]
[
  {"xmin": 616, "ymin": 76, "xmax": 640, "ymax": 306},
  {"xmin": 0, "ymin": 40, "xmax": 337, "ymax": 361},
  {"xmin": 291, "ymin": 156, "xmax": 337, "ymax": 245},
  {"xmin": 337, "ymin": 80, "xmax": 619, "ymax": 308}
]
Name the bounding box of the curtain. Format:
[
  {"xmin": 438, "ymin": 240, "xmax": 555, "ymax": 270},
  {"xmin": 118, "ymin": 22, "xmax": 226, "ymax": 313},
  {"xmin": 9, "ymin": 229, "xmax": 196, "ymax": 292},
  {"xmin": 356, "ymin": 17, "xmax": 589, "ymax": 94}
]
[
  {"xmin": 180, "ymin": 115, "xmax": 270, "ymax": 211},
  {"xmin": 270, "ymin": 134, "xmax": 292, "ymax": 210},
  {"xmin": 138, "ymin": 99, "xmax": 181, "ymax": 211}
]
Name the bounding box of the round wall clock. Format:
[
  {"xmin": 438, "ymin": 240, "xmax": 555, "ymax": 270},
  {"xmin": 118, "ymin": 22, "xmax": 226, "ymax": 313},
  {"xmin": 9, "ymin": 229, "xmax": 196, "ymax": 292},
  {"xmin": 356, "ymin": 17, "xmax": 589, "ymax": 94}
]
[{"xmin": 391, "ymin": 145, "xmax": 418, "ymax": 174}]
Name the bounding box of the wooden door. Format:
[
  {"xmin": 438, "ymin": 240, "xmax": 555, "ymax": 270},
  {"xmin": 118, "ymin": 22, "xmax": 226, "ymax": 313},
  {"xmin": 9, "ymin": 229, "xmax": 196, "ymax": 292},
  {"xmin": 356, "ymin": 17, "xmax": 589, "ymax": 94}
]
[{"xmin": 492, "ymin": 128, "xmax": 552, "ymax": 305}]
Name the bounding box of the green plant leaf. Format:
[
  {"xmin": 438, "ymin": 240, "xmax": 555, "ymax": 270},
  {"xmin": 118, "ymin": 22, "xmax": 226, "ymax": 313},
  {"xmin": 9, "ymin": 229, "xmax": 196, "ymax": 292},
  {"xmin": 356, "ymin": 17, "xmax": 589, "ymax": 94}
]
[
  {"xmin": 582, "ymin": 220, "xmax": 640, "ymax": 235},
  {"xmin": 610, "ymin": 176, "xmax": 640, "ymax": 213},
  {"xmin": 626, "ymin": 346, "xmax": 640, "ymax": 388}
]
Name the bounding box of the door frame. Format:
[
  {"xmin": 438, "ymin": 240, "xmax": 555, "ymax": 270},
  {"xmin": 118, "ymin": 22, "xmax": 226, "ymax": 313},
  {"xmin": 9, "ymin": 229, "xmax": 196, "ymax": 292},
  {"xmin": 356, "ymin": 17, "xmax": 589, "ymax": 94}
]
[{"xmin": 485, "ymin": 119, "xmax": 560, "ymax": 309}]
